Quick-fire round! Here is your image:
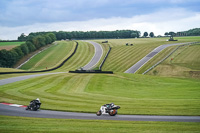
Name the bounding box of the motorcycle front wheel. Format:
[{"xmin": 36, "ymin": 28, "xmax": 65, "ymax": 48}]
[{"xmin": 96, "ymin": 110, "xmax": 102, "ymax": 116}]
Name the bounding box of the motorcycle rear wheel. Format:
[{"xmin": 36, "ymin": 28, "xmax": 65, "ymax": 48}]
[{"xmin": 109, "ymin": 109, "xmax": 117, "ymax": 116}]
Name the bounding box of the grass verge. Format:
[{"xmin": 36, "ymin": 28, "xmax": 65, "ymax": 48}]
[{"xmin": 0, "ymin": 115, "xmax": 200, "ymax": 133}]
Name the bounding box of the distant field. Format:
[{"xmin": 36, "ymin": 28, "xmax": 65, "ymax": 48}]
[
  {"xmin": 0, "ymin": 73, "xmax": 199, "ymax": 116},
  {"xmin": 95, "ymin": 37, "xmax": 200, "ymax": 73},
  {"xmin": 1, "ymin": 116, "xmax": 199, "ymax": 133},
  {"xmin": 0, "ymin": 41, "xmax": 24, "ymax": 46},
  {"xmin": 0, "ymin": 42, "xmax": 24, "ymax": 50}
]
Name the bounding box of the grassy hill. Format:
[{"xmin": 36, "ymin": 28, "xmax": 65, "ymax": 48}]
[
  {"xmin": 17, "ymin": 41, "xmax": 94, "ymax": 72},
  {"xmin": 1, "ymin": 72, "xmax": 199, "ymax": 116},
  {"xmin": 146, "ymin": 43, "xmax": 200, "ymax": 78},
  {"xmin": 1, "ymin": 37, "xmax": 200, "ymax": 115},
  {"xmin": 20, "ymin": 41, "xmax": 75, "ymax": 71},
  {"xmin": 0, "ymin": 37, "xmax": 200, "ymax": 132},
  {"xmin": 54, "ymin": 41, "xmax": 95, "ymax": 71}
]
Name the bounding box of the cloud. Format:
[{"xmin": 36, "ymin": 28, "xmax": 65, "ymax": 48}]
[
  {"xmin": 1, "ymin": 0, "xmax": 200, "ymax": 27},
  {"xmin": 0, "ymin": 7, "xmax": 199, "ymax": 40}
]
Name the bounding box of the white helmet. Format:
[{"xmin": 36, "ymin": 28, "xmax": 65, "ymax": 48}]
[{"xmin": 36, "ymin": 98, "xmax": 40, "ymax": 102}]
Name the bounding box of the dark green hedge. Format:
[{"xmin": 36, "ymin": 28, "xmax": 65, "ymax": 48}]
[{"xmin": 0, "ymin": 33, "xmax": 56, "ymax": 68}]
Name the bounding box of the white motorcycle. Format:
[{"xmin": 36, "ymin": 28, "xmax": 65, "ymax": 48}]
[{"xmin": 96, "ymin": 103, "xmax": 120, "ymax": 116}]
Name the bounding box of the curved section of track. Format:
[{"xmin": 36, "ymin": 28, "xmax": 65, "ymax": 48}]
[
  {"xmin": 0, "ymin": 72, "xmax": 66, "ymax": 86},
  {"xmin": 125, "ymin": 42, "xmax": 191, "ymax": 73},
  {"xmin": 0, "ymin": 104, "xmax": 200, "ymax": 122},
  {"xmin": 82, "ymin": 41, "xmax": 103, "ymax": 70}
]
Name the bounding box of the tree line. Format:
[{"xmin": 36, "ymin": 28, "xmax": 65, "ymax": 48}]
[
  {"xmin": 18, "ymin": 30, "xmax": 141, "ymax": 41},
  {"xmin": 164, "ymin": 28, "xmax": 200, "ymax": 36},
  {"xmin": 0, "ymin": 33, "xmax": 56, "ymax": 68}
]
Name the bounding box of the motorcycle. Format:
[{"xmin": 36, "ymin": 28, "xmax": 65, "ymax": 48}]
[
  {"xmin": 96, "ymin": 103, "xmax": 120, "ymax": 116},
  {"xmin": 26, "ymin": 98, "xmax": 41, "ymax": 111}
]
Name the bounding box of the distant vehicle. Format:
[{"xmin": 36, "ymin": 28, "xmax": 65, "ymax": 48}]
[
  {"xmin": 26, "ymin": 98, "xmax": 41, "ymax": 111},
  {"xmin": 102, "ymin": 41, "xmax": 108, "ymax": 43},
  {"xmin": 96, "ymin": 103, "xmax": 120, "ymax": 116}
]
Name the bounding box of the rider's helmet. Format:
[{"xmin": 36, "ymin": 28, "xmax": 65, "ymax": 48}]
[
  {"xmin": 110, "ymin": 103, "xmax": 114, "ymax": 107},
  {"xmin": 36, "ymin": 98, "xmax": 40, "ymax": 102}
]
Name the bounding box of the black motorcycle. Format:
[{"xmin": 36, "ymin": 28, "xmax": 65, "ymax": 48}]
[{"xmin": 26, "ymin": 98, "xmax": 41, "ymax": 111}]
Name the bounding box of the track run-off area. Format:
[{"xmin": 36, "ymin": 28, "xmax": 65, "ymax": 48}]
[{"xmin": 0, "ymin": 40, "xmax": 200, "ymax": 123}]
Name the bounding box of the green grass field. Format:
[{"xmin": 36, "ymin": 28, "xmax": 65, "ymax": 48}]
[
  {"xmin": 19, "ymin": 41, "xmax": 95, "ymax": 71},
  {"xmin": 0, "ymin": 115, "xmax": 199, "ymax": 133},
  {"xmin": 0, "ymin": 37, "xmax": 200, "ymax": 132},
  {"xmin": 0, "ymin": 41, "xmax": 24, "ymax": 46},
  {"xmin": 1, "ymin": 73, "xmax": 199, "ymax": 116},
  {"xmin": 20, "ymin": 41, "xmax": 75, "ymax": 70},
  {"xmin": 53, "ymin": 41, "xmax": 95, "ymax": 71},
  {"xmin": 96, "ymin": 37, "xmax": 200, "ymax": 72},
  {"xmin": 0, "ymin": 42, "xmax": 25, "ymax": 50}
]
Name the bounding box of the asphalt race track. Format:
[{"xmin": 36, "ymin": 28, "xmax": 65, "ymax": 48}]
[
  {"xmin": 82, "ymin": 41, "xmax": 103, "ymax": 70},
  {"xmin": 0, "ymin": 72, "xmax": 66, "ymax": 86},
  {"xmin": 0, "ymin": 103, "xmax": 200, "ymax": 122},
  {"xmin": 125, "ymin": 42, "xmax": 191, "ymax": 73}
]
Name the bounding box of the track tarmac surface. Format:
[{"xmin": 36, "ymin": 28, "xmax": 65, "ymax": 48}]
[
  {"xmin": 125, "ymin": 42, "xmax": 191, "ymax": 73},
  {"xmin": 82, "ymin": 41, "xmax": 103, "ymax": 70},
  {"xmin": 1, "ymin": 104, "xmax": 200, "ymax": 122},
  {"xmin": 0, "ymin": 72, "xmax": 66, "ymax": 86}
]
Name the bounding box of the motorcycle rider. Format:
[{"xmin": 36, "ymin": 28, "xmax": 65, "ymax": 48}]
[
  {"xmin": 26, "ymin": 98, "xmax": 41, "ymax": 111},
  {"xmin": 106, "ymin": 103, "xmax": 114, "ymax": 110},
  {"xmin": 96, "ymin": 102, "xmax": 120, "ymax": 116}
]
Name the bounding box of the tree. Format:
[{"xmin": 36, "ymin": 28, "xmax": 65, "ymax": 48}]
[
  {"xmin": 47, "ymin": 33, "xmax": 56, "ymax": 42},
  {"xmin": 20, "ymin": 43, "xmax": 29, "ymax": 55},
  {"xmin": 26, "ymin": 41, "xmax": 36, "ymax": 52},
  {"xmin": 143, "ymin": 32, "xmax": 148, "ymax": 37},
  {"xmin": 149, "ymin": 32, "xmax": 154, "ymax": 37},
  {"xmin": 13, "ymin": 46, "xmax": 24, "ymax": 60},
  {"xmin": 44, "ymin": 34, "xmax": 52, "ymax": 44},
  {"xmin": 27, "ymin": 35, "xmax": 34, "ymax": 43},
  {"xmin": 0, "ymin": 49, "xmax": 7, "ymax": 67},
  {"xmin": 131, "ymin": 33, "xmax": 137, "ymax": 38},
  {"xmin": 9, "ymin": 50, "xmax": 19, "ymax": 67},
  {"xmin": 169, "ymin": 31, "xmax": 175, "ymax": 37},
  {"xmin": 0, "ymin": 49, "xmax": 19, "ymax": 67},
  {"xmin": 37, "ymin": 36, "xmax": 46, "ymax": 46},
  {"xmin": 18, "ymin": 33, "xmax": 27, "ymax": 41},
  {"xmin": 164, "ymin": 32, "xmax": 169, "ymax": 36}
]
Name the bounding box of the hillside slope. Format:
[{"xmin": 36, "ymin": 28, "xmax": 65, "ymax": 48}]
[{"xmin": 147, "ymin": 43, "xmax": 200, "ymax": 78}]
